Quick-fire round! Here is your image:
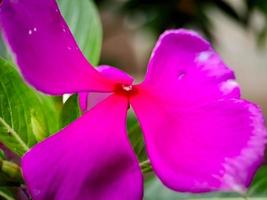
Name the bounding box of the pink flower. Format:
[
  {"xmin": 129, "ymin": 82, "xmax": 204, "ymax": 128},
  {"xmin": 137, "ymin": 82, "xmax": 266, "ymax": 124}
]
[{"xmin": 0, "ymin": 0, "xmax": 266, "ymax": 200}]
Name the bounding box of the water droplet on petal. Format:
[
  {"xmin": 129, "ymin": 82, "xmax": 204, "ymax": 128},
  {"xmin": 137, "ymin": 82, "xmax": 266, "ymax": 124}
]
[{"xmin": 28, "ymin": 27, "xmax": 37, "ymax": 35}]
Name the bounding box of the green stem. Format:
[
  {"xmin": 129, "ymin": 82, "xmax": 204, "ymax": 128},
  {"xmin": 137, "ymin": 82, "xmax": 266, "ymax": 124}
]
[
  {"xmin": 139, "ymin": 160, "xmax": 150, "ymax": 168},
  {"xmin": 0, "ymin": 117, "xmax": 29, "ymax": 152},
  {"xmin": 142, "ymin": 166, "xmax": 153, "ymax": 174},
  {"xmin": 140, "ymin": 160, "xmax": 153, "ymax": 174}
]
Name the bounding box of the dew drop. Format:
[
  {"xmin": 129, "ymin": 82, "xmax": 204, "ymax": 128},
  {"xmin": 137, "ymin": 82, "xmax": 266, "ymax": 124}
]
[{"xmin": 28, "ymin": 27, "xmax": 37, "ymax": 35}]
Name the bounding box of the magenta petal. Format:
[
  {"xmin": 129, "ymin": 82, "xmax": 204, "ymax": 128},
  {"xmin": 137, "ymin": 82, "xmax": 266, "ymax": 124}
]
[
  {"xmin": 0, "ymin": 0, "xmax": 114, "ymax": 94},
  {"xmin": 131, "ymin": 88, "xmax": 267, "ymax": 193},
  {"xmin": 79, "ymin": 65, "xmax": 134, "ymax": 112},
  {"xmin": 79, "ymin": 92, "xmax": 90, "ymax": 113},
  {"xmin": 143, "ymin": 29, "xmax": 240, "ymax": 106},
  {"xmin": 79, "ymin": 92, "xmax": 111, "ymax": 113},
  {"xmin": 22, "ymin": 95, "xmax": 143, "ymax": 200},
  {"xmin": 130, "ymin": 29, "xmax": 266, "ymax": 193},
  {"xmin": 97, "ymin": 65, "xmax": 134, "ymax": 85}
]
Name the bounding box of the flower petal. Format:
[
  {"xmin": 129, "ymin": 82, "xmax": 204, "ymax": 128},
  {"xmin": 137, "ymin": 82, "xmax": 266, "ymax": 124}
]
[
  {"xmin": 0, "ymin": 0, "xmax": 114, "ymax": 94},
  {"xmin": 22, "ymin": 94, "xmax": 143, "ymax": 200},
  {"xmin": 130, "ymin": 29, "xmax": 266, "ymax": 193},
  {"xmin": 143, "ymin": 29, "xmax": 240, "ymax": 107},
  {"xmin": 131, "ymin": 88, "xmax": 267, "ymax": 193},
  {"xmin": 79, "ymin": 65, "xmax": 134, "ymax": 112},
  {"xmin": 97, "ymin": 65, "xmax": 134, "ymax": 85}
]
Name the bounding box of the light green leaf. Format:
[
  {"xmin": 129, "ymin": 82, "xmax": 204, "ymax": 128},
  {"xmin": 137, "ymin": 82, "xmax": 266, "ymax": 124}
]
[
  {"xmin": 0, "ymin": 58, "xmax": 59, "ymax": 156},
  {"xmin": 57, "ymin": 0, "xmax": 102, "ymax": 65}
]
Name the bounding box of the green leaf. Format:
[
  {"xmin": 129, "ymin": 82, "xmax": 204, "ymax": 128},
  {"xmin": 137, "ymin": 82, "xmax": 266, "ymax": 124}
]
[
  {"xmin": 0, "ymin": 150, "xmax": 5, "ymax": 160},
  {"xmin": 0, "ymin": 37, "xmax": 9, "ymax": 60},
  {"xmin": 57, "ymin": 0, "xmax": 103, "ymax": 65},
  {"xmin": 0, "ymin": 159, "xmax": 22, "ymax": 187},
  {"xmin": 0, "ymin": 58, "xmax": 59, "ymax": 156},
  {"xmin": 0, "ymin": 187, "xmax": 16, "ymax": 200},
  {"xmin": 248, "ymin": 166, "xmax": 267, "ymax": 196},
  {"xmin": 60, "ymin": 94, "xmax": 81, "ymax": 128},
  {"xmin": 127, "ymin": 112, "xmax": 147, "ymax": 162}
]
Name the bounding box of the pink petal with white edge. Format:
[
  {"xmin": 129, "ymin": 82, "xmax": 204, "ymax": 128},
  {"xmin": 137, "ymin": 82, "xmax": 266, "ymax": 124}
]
[
  {"xmin": 129, "ymin": 29, "xmax": 266, "ymax": 193},
  {"xmin": 0, "ymin": 0, "xmax": 116, "ymax": 95},
  {"xmin": 79, "ymin": 65, "xmax": 134, "ymax": 112},
  {"xmin": 143, "ymin": 29, "xmax": 240, "ymax": 107},
  {"xmin": 22, "ymin": 94, "xmax": 143, "ymax": 200},
  {"xmin": 131, "ymin": 89, "xmax": 266, "ymax": 193}
]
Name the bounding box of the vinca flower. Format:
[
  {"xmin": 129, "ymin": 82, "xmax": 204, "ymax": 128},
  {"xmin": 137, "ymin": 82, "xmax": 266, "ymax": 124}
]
[{"xmin": 0, "ymin": 0, "xmax": 266, "ymax": 200}]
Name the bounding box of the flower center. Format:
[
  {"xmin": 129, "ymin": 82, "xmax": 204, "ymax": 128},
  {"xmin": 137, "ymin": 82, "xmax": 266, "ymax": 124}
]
[
  {"xmin": 121, "ymin": 84, "xmax": 133, "ymax": 92},
  {"xmin": 115, "ymin": 84, "xmax": 136, "ymax": 97}
]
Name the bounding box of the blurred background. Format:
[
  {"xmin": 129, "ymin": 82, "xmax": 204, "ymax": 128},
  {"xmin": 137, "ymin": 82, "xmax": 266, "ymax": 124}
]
[{"xmin": 94, "ymin": 0, "xmax": 267, "ymax": 117}]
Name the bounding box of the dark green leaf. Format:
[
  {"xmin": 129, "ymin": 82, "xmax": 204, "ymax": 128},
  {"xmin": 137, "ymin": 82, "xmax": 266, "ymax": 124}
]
[
  {"xmin": 0, "ymin": 187, "xmax": 16, "ymax": 200},
  {"xmin": 0, "ymin": 150, "xmax": 5, "ymax": 160},
  {"xmin": 248, "ymin": 166, "xmax": 267, "ymax": 196},
  {"xmin": 0, "ymin": 159, "xmax": 22, "ymax": 187},
  {"xmin": 60, "ymin": 94, "xmax": 81, "ymax": 128}
]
